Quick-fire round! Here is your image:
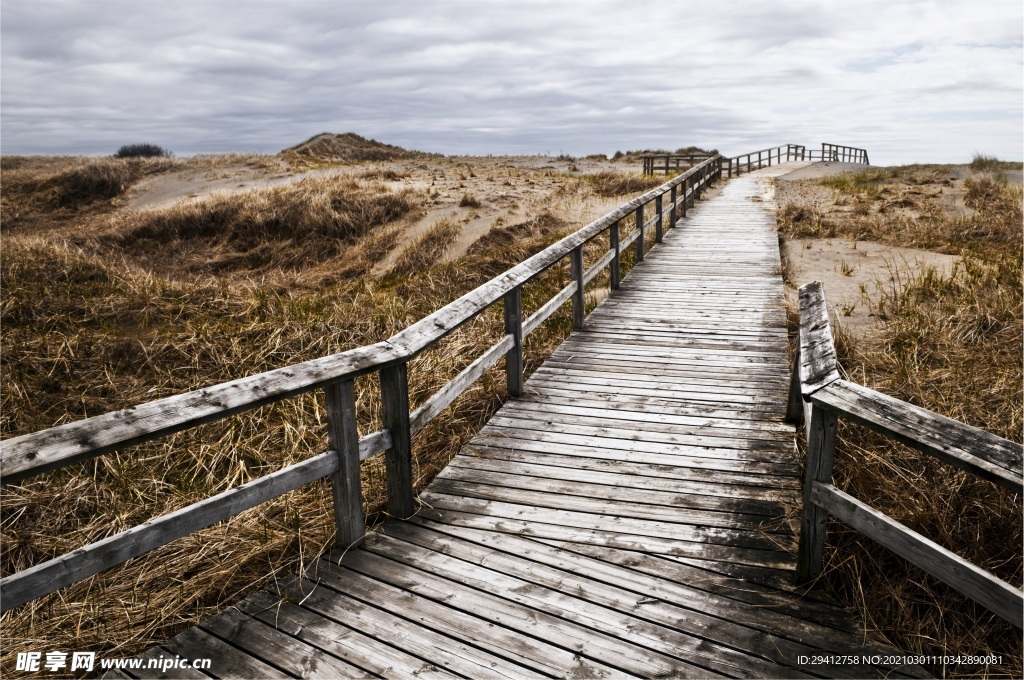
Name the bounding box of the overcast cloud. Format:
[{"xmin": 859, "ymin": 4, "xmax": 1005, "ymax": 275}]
[{"xmin": 2, "ymin": 0, "xmax": 1021, "ymax": 165}]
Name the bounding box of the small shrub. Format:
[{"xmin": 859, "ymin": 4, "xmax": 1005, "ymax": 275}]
[
  {"xmin": 969, "ymin": 152, "xmax": 1001, "ymax": 173},
  {"xmin": 114, "ymin": 144, "xmax": 171, "ymax": 159},
  {"xmin": 459, "ymin": 192, "xmax": 481, "ymax": 208}
]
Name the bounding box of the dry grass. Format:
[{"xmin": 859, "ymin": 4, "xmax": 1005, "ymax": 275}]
[
  {"xmin": 458, "ymin": 192, "xmax": 481, "ymax": 208},
  {"xmin": 387, "ymin": 216, "xmax": 463, "ymax": 277},
  {"xmin": 779, "ymin": 164, "xmax": 1022, "ymax": 678},
  {"xmin": 0, "ymin": 154, "xmax": 594, "ymax": 675},
  {"xmin": 585, "ymin": 170, "xmax": 664, "ymax": 197},
  {"xmin": 100, "ymin": 176, "xmax": 422, "ymax": 278}
]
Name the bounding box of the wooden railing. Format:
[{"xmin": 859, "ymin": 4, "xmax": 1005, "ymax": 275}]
[
  {"xmin": 641, "ymin": 153, "xmax": 717, "ymax": 175},
  {"xmin": 787, "ymin": 282, "xmax": 1024, "ymax": 628},
  {"xmin": 725, "ymin": 142, "xmax": 870, "ymax": 176},
  {"xmin": 0, "ymin": 156, "xmax": 726, "ymax": 613}
]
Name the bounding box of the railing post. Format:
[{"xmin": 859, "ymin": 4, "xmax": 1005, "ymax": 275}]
[
  {"xmin": 682, "ymin": 177, "xmax": 689, "ymax": 215},
  {"xmin": 379, "ymin": 363, "xmax": 414, "ymax": 519},
  {"xmin": 785, "ymin": 346, "xmax": 803, "ymax": 424},
  {"xmin": 669, "ymin": 185, "xmax": 678, "ymax": 227},
  {"xmin": 654, "ymin": 194, "xmax": 663, "ymax": 243},
  {"xmin": 503, "ymin": 286, "xmax": 524, "ymax": 397},
  {"xmin": 610, "ymin": 220, "xmax": 620, "ymax": 290},
  {"xmin": 570, "ymin": 246, "xmax": 585, "ymax": 329},
  {"xmin": 325, "ymin": 380, "xmax": 364, "ymax": 548},
  {"xmin": 796, "ymin": 404, "xmax": 838, "ymax": 584},
  {"xmin": 634, "ymin": 204, "xmax": 645, "ymax": 262}
]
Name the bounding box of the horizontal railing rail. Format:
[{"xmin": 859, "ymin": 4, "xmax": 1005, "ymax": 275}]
[
  {"xmin": 0, "ymin": 156, "xmax": 727, "ymax": 613},
  {"xmin": 725, "ymin": 142, "xmax": 870, "ymax": 177},
  {"xmin": 641, "ymin": 152, "xmax": 717, "ymax": 175},
  {"xmin": 787, "ymin": 282, "xmax": 1023, "ymax": 628}
]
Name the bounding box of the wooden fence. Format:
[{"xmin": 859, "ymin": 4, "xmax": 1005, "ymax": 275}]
[
  {"xmin": 641, "ymin": 153, "xmax": 717, "ymax": 175},
  {"xmin": 0, "ymin": 157, "xmax": 726, "ymax": 613},
  {"xmin": 787, "ymin": 282, "xmax": 1024, "ymax": 628},
  {"xmin": 725, "ymin": 142, "xmax": 870, "ymax": 177}
]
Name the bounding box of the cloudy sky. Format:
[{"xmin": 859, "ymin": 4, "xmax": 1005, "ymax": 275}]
[{"xmin": 2, "ymin": 1, "xmax": 1021, "ymax": 165}]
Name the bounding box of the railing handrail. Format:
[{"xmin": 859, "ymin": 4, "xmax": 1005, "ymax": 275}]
[
  {"xmin": 787, "ymin": 281, "xmax": 1023, "ymax": 628},
  {"xmin": 0, "ymin": 154, "xmax": 728, "ymax": 612},
  {"xmin": 0, "ymin": 158, "xmax": 721, "ymax": 485}
]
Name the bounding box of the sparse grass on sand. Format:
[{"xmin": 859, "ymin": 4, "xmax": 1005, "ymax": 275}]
[
  {"xmin": 778, "ymin": 163, "xmax": 1023, "ymax": 679},
  {"xmin": 585, "ymin": 170, "xmax": 665, "ymax": 197},
  {"xmin": 0, "ymin": 153, "xmax": 645, "ymax": 673}
]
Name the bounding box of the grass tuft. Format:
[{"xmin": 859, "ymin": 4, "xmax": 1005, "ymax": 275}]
[{"xmin": 585, "ymin": 171, "xmax": 663, "ymax": 197}]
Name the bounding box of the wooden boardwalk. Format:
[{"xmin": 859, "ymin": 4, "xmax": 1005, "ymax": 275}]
[{"xmin": 133, "ymin": 165, "xmax": 928, "ymax": 679}]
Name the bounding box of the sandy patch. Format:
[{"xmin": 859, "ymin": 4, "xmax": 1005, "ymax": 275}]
[
  {"xmin": 775, "ymin": 161, "xmax": 871, "ymax": 181},
  {"xmin": 781, "ymin": 238, "xmax": 959, "ymax": 341}
]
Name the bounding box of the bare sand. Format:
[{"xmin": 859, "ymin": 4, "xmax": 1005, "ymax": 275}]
[{"xmin": 772, "ymin": 162, "xmax": 963, "ymax": 341}]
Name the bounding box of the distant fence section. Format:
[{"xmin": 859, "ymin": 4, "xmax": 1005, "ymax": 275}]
[
  {"xmin": 787, "ymin": 282, "xmax": 1023, "ymax": 629},
  {"xmin": 721, "ymin": 142, "xmax": 870, "ymax": 177},
  {"xmin": 641, "ymin": 152, "xmax": 717, "ymax": 175}
]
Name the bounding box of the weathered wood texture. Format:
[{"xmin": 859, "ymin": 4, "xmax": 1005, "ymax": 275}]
[
  {"xmin": 811, "ymin": 482, "xmax": 1023, "ymax": 627},
  {"xmin": 145, "ymin": 162, "xmax": 927, "ymax": 678},
  {"xmin": 812, "ymin": 379, "xmax": 1023, "ymax": 491}
]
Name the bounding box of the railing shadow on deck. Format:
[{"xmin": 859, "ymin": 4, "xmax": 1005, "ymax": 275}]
[
  {"xmin": 0, "ymin": 156, "xmax": 733, "ymax": 613},
  {"xmin": 786, "ymin": 281, "xmax": 1024, "ymax": 628}
]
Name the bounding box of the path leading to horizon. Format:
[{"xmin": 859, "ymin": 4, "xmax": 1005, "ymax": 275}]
[{"xmin": 122, "ymin": 164, "xmax": 928, "ymax": 679}]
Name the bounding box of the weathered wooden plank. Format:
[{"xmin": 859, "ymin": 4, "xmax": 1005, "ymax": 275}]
[
  {"xmin": 349, "ymin": 537, "xmax": 722, "ymax": 678},
  {"xmin": 521, "ymin": 280, "xmax": 575, "ymax": 337},
  {"xmin": 357, "ymin": 428, "xmax": 392, "ymax": 461},
  {"xmin": 379, "ymin": 362, "xmax": 414, "ymax": 518},
  {"xmin": 365, "ymin": 530, "xmax": 790, "ymax": 678},
  {"xmin": 432, "ymin": 466, "xmax": 786, "ymax": 519},
  {"xmin": 0, "ymin": 451, "xmax": 338, "ymax": 613},
  {"xmin": 798, "ymin": 281, "xmax": 840, "ymax": 395},
  {"xmin": 308, "ymin": 557, "xmax": 635, "ymax": 678},
  {"xmin": 796, "ymin": 405, "xmax": 838, "ymax": 584},
  {"xmin": 162, "ymin": 625, "xmax": 281, "ymax": 679},
  {"xmin": 503, "ymin": 287, "xmax": 524, "ymax": 398},
  {"xmin": 812, "ymin": 380, "xmax": 1023, "ymax": 490},
  {"xmin": 409, "ymin": 334, "xmax": 514, "ymax": 435},
  {"xmin": 0, "ymin": 340, "xmax": 399, "ymax": 485},
  {"xmin": 239, "ymin": 590, "xmax": 460, "ymax": 679},
  {"xmin": 420, "ymin": 491, "xmax": 795, "ymax": 554},
  {"xmin": 398, "ymin": 518, "xmax": 917, "ymax": 678},
  {"xmin": 570, "ymin": 245, "xmax": 585, "ymax": 329},
  {"xmin": 583, "ymin": 247, "xmax": 616, "ymax": 285},
  {"xmin": 274, "ymin": 577, "xmax": 544, "ymax": 679},
  {"xmin": 200, "ymin": 607, "xmax": 374, "ymax": 678},
  {"xmin": 448, "ymin": 453, "xmax": 797, "ymax": 501},
  {"xmin": 811, "ymin": 482, "xmax": 1024, "ymax": 628},
  {"xmin": 325, "ymin": 380, "xmax": 364, "ymax": 549}
]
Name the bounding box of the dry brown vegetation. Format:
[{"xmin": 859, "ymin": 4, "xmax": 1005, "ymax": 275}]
[
  {"xmin": 0, "ymin": 151, "xmax": 645, "ymax": 674},
  {"xmin": 778, "ymin": 163, "xmax": 1023, "ymax": 678},
  {"xmin": 585, "ymin": 170, "xmax": 664, "ymax": 197},
  {"xmin": 280, "ymin": 132, "xmax": 431, "ymax": 166}
]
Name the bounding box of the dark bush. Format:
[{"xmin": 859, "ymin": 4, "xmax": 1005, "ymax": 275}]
[{"xmin": 114, "ymin": 144, "xmax": 170, "ymax": 158}]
